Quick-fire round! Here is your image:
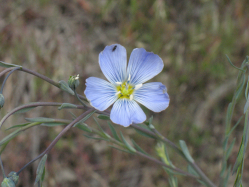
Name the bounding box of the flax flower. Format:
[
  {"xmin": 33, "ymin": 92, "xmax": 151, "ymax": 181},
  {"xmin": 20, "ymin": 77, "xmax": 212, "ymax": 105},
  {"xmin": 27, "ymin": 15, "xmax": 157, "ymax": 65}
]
[{"xmin": 84, "ymin": 44, "xmax": 169, "ymax": 127}]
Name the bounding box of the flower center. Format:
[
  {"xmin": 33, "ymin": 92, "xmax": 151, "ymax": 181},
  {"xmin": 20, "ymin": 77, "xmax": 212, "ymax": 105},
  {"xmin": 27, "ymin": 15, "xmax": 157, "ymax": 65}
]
[{"xmin": 116, "ymin": 82, "xmax": 134, "ymax": 100}]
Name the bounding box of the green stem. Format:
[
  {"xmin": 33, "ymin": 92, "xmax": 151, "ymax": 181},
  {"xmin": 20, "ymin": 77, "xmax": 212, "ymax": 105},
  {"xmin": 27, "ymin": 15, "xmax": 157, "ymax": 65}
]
[
  {"xmin": 74, "ymin": 88, "xmax": 88, "ymax": 107},
  {"xmin": 0, "ymin": 157, "xmax": 6, "ymax": 178},
  {"xmin": 0, "ymin": 67, "xmax": 21, "ymax": 94}
]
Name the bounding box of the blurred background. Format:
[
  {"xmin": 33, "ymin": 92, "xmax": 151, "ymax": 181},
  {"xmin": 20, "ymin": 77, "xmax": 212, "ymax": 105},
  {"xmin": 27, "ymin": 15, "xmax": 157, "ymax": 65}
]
[{"xmin": 0, "ymin": 0, "xmax": 249, "ymax": 186}]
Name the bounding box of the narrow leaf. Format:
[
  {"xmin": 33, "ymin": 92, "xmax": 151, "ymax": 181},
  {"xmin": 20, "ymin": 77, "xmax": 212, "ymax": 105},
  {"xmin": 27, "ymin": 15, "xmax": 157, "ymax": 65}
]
[
  {"xmin": 13, "ymin": 106, "xmax": 36, "ymax": 114},
  {"xmin": 120, "ymin": 132, "xmax": 136, "ymax": 153},
  {"xmin": 131, "ymin": 139, "xmax": 148, "ymax": 155},
  {"xmin": 226, "ymin": 55, "xmax": 245, "ymax": 72},
  {"xmin": 232, "ymin": 142, "xmax": 244, "ymax": 174},
  {"xmin": 83, "ymin": 134, "xmax": 108, "ymax": 141},
  {"xmin": 5, "ymin": 123, "xmax": 30, "ymax": 131},
  {"xmin": 73, "ymin": 110, "xmax": 96, "ymax": 127},
  {"xmin": 107, "ymin": 122, "xmax": 121, "ymax": 142},
  {"xmin": 244, "ymin": 98, "xmax": 249, "ymax": 113},
  {"xmin": 179, "ymin": 140, "xmax": 194, "ymax": 163},
  {"xmin": 35, "ymin": 154, "xmax": 47, "ymax": 184},
  {"xmin": 75, "ymin": 123, "xmax": 92, "ymax": 133},
  {"xmin": 187, "ymin": 165, "xmax": 199, "ymax": 177},
  {"xmin": 226, "ymin": 138, "xmax": 236, "ymax": 160},
  {"xmin": 0, "ymin": 122, "xmax": 40, "ymax": 146},
  {"xmin": 58, "ymin": 80, "xmax": 74, "ymax": 95},
  {"xmin": 97, "ymin": 114, "xmax": 110, "ymax": 120},
  {"xmin": 93, "ymin": 117, "xmax": 111, "ymax": 139},
  {"xmin": 0, "ymin": 61, "xmax": 22, "ymax": 68},
  {"xmin": 109, "ymin": 145, "xmax": 134, "ymax": 154},
  {"xmin": 0, "ymin": 141, "xmax": 10, "ymax": 155},
  {"xmin": 25, "ymin": 117, "xmax": 55, "ymax": 123},
  {"xmin": 0, "ymin": 130, "xmax": 21, "ymax": 146},
  {"xmin": 41, "ymin": 122, "xmax": 67, "ymax": 127},
  {"xmin": 58, "ymin": 103, "xmax": 77, "ymax": 110}
]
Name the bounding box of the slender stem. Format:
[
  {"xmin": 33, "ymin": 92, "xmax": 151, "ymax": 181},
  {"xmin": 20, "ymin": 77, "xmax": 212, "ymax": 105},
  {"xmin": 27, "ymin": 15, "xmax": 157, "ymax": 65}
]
[
  {"xmin": 16, "ymin": 109, "xmax": 94, "ymax": 175},
  {"xmin": 0, "ymin": 67, "xmax": 21, "ymax": 93},
  {"xmin": 0, "ymin": 157, "xmax": 6, "ymax": 178},
  {"xmin": 74, "ymin": 88, "xmax": 87, "ymax": 107},
  {"xmin": 0, "ymin": 67, "xmax": 86, "ymax": 100},
  {"xmin": 20, "ymin": 67, "xmax": 60, "ymax": 88},
  {"xmin": 0, "ymin": 67, "xmax": 15, "ymax": 78}
]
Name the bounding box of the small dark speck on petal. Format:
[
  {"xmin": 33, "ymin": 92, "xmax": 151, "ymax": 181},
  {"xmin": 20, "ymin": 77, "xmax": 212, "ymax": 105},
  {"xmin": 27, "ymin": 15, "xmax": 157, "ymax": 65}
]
[{"xmin": 112, "ymin": 45, "xmax": 117, "ymax": 52}]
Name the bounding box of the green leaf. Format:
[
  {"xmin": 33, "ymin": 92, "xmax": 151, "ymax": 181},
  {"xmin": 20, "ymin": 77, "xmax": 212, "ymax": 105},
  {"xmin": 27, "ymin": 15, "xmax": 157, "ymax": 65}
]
[
  {"xmin": 179, "ymin": 140, "xmax": 194, "ymax": 163},
  {"xmin": 58, "ymin": 80, "xmax": 74, "ymax": 95},
  {"xmin": 232, "ymin": 141, "xmax": 244, "ymax": 174},
  {"xmin": 73, "ymin": 110, "xmax": 96, "ymax": 127},
  {"xmin": 97, "ymin": 114, "xmax": 110, "ymax": 120},
  {"xmin": 107, "ymin": 122, "xmax": 121, "ymax": 142},
  {"xmin": 13, "ymin": 106, "xmax": 36, "ymax": 114},
  {"xmin": 75, "ymin": 123, "xmax": 92, "ymax": 133},
  {"xmin": 120, "ymin": 132, "xmax": 136, "ymax": 153},
  {"xmin": 83, "ymin": 134, "xmax": 109, "ymax": 141},
  {"xmin": 109, "ymin": 145, "xmax": 134, "ymax": 154},
  {"xmin": 0, "ymin": 141, "xmax": 10, "ymax": 155},
  {"xmin": 187, "ymin": 165, "xmax": 199, "ymax": 177},
  {"xmin": 149, "ymin": 116, "xmax": 153, "ymax": 125},
  {"xmin": 0, "ymin": 122, "xmax": 40, "ymax": 146},
  {"xmin": 0, "ymin": 61, "xmax": 22, "ymax": 68},
  {"xmin": 5, "ymin": 123, "xmax": 30, "ymax": 131},
  {"xmin": 226, "ymin": 138, "xmax": 236, "ymax": 160},
  {"xmin": 197, "ymin": 179, "xmax": 208, "ymax": 187},
  {"xmin": 35, "ymin": 154, "xmax": 47, "ymax": 184},
  {"xmin": 233, "ymin": 160, "xmax": 244, "ymax": 187},
  {"xmin": 244, "ymin": 98, "xmax": 249, "ymax": 113},
  {"xmin": 223, "ymin": 166, "xmax": 231, "ymax": 187},
  {"xmin": 41, "ymin": 122, "xmax": 67, "ymax": 127},
  {"xmin": 226, "ymin": 55, "xmax": 245, "ymax": 72},
  {"xmin": 93, "ymin": 117, "xmax": 111, "ymax": 139},
  {"xmin": 131, "ymin": 139, "xmax": 148, "ymax": 155},
  {"xmin": 58, "ymin": 103, "xmax": 77, "ymax": 110},
  {"xmin": 0, "ymin": 129, "xmax": 22, "ymax": 146},
  {"xmin": 168, "ymin": 176, "xmax": 178, "ymax": 187},
  {"xmin": 25, "ymin": 117, "xmax": 55, "ymax": 123},
  {"xmin": 134, "ymin": 129, "xmax": 155, "ymax": 139},
  {"xmin": 235, "ymin": 73, "xmax": 246, "ymax": 100},
  {"xmin": 133, "ymin": 124, "xmax": 155, "ymax": 139}
]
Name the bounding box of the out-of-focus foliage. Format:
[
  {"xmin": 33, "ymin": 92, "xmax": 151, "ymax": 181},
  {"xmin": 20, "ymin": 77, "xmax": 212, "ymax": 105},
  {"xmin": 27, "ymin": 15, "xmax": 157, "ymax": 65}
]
[{"xmin": 0, "ymin": 0, "xmax": 249, "ymax": 186}]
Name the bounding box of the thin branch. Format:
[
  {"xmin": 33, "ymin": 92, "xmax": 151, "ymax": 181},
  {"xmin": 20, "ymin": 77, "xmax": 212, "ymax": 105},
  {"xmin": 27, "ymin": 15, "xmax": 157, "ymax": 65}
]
[
  {"xmin": 0, "ymin": 157, "xmax": 6, "ymax": 178},
  {"xmin": 74, "ymin": 88, "xmax": 88, "ymax": 107},
  {"xmin": 0, "ymin": 67, "xmax": 21, "ymax": 93}
]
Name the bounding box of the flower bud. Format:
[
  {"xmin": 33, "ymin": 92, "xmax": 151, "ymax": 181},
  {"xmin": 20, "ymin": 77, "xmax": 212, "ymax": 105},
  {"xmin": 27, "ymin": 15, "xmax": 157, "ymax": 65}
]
[
  {"xmin": 1, "ymin": 178, "xmax": 15, "ymax": 187},
  {"xmin": 68, "ymin": 74, "xmax": 80, "ymax": 89},
  {"xmin": 7, "ymin": 172, "xmax": 19, "ymax": 185},
  {"xmin": 0, "ymin": 94, "xmax": 4, "ymax": 109}
]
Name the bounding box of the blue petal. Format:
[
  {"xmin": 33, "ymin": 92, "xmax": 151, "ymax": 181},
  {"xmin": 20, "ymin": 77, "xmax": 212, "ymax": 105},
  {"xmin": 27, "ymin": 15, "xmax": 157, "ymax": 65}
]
[
  {"xmin": 110, "ymin": 99, "xmax": 146, "ymax": 127},
  {"xmin": 84, "ymin": 77, "xmax": 117, "ymax": 111},
  {"xmin": 127, "ymin": 48, "xmax": 164, "ymax": 85},
  {"xmin": 99, "ymin": 44, "xmax": 127, "ymax": 84},
  {"xmin": 134, "ymin": 82, "xmax": 169, "ymax": 112}
]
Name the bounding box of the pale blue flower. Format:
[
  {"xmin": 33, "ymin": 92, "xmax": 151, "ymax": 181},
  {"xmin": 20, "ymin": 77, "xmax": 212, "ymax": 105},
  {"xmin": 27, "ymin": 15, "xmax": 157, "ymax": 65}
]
[{"xmin": 84, "ymin": 44, "xmax": 169, "ymax": 127}]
